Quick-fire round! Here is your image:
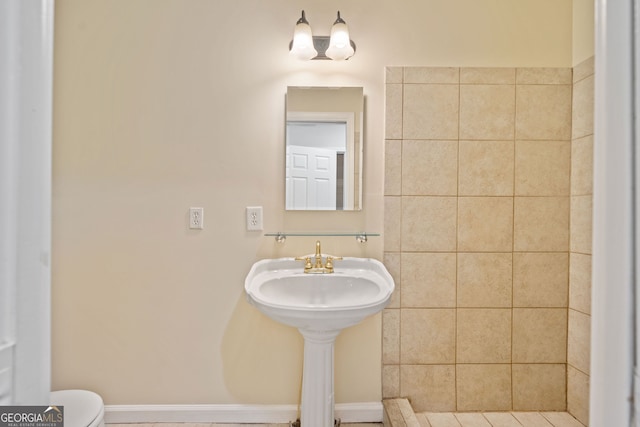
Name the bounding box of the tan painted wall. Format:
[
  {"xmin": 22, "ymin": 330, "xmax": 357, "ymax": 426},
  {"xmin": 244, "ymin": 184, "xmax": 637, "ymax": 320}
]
[
  {"xmin": 52, "ymin": 0, "xmax": 575, "ymax": 405},
  {"xmin": 573, "ymin": 0, "xmax": 595, "ymax": 65}
]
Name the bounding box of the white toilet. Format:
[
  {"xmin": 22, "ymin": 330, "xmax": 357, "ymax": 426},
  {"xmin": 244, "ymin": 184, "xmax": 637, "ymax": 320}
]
[{"xmin": 50, "ymin": 390, "xmax": 104, "ymax": 427}]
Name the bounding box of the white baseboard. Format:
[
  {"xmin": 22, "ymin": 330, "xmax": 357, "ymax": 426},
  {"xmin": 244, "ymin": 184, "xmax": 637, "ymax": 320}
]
[
  {"xmin": 335, "ymin": 402, "xmax": 383, "ymax": 422},
  {"xmin": 104, "ymin": 401, "xmax": 383, "ymax": 424}
]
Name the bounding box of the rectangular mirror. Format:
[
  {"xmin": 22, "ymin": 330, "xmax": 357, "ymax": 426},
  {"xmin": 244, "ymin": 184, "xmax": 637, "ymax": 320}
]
[{"xmin": 286, "ymin": 86, "xmax": 364, "ymax": 211}]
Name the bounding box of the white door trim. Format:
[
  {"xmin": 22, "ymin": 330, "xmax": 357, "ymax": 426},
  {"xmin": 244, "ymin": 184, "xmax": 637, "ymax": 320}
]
[{"xmin": 591, "ymin": 0, "xmax": 636, "ymax": 426}]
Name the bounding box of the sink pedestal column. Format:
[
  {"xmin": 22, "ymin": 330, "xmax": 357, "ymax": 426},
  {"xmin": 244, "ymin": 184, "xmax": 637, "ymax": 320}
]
[{"xmin": 299, "ymin": 329, "xmax": 341, "ymax": 427}]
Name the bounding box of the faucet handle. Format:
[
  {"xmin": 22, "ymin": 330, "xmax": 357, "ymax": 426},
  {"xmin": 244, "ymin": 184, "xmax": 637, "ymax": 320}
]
[
  {"xmin": 324, "ymin": 256, "xmax": 343, "ymax": 273},
  {"xmin": 295, "ymin": 256, "xmax": 313, "ymax": 272}
]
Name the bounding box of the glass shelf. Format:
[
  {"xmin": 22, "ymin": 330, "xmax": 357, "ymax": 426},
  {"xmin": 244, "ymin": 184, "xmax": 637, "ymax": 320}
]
[{"xmin": 264, "ymin": 232, "xmax": 380, "ymax": 243}]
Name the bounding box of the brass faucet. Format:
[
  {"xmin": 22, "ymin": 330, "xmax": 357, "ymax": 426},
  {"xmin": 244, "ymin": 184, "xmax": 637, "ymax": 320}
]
[
  {"xmin": 295, "ymin": 240, "xmax": 342, "ymax": 274},
  {"xmin": 313, "ymin": 240, "xmax": 323, "ymax": 269}
]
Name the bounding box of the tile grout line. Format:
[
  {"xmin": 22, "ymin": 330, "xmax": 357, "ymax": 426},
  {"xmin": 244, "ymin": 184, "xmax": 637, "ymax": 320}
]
[
  {"xmin": 511, "ymin": 68, "xmax": 518, "ymax": 413},
  {"xmin": 399, "ymin": 72, "xmax": 403, "ymax": 400},
  {"xmin": 455, "ymin": 66, "xmax": 460, "ymax": 411}
]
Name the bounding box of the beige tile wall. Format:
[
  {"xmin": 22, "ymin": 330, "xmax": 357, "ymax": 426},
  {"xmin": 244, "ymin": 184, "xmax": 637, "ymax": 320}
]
[
  {"xmin": 383, "ymin": 65, "xmax": 591, "ymax": 415},
  {"xmin": 567, "ymin": 56, "xmax": 594, "ymax": 426}
]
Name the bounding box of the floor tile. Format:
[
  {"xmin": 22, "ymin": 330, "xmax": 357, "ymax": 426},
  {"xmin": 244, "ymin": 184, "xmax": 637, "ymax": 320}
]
[
  {"xmin": 104, "ymin": 414, "xmax": 583, "ymax": 427},
  {"xmin": 425, "ymin": 413, "xmax": 462, "ymax": 427},
  {"xmin": 540, "ymin": 412, "xmax": 584, "ymax": 427},
  {"xmin": 512, "ymin": 412, "xmax": 553, "ymax": 427},
  {"xmin": 454, "ymin": 413, "xmax": 491, "ymax": 427},
  {"xmin": 156, "ymin": 424, "xmax": 211, "ymax": 427},
  {"xmin": 482, "ymin": 412, "xmax": 523, "ymax": 427},
  {"xmin": 416, "ymin": 413, "xmax": 433, "ymax": 426}
]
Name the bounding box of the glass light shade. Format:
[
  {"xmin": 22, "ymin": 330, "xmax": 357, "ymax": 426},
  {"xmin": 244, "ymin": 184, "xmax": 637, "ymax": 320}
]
[
  {"xmin": 325, "ymin": 16, "xmax": 354, "ymax": 60},
  {"xmin": 290, "ymin": 18, "xmax": 318, "ymax": 60}
]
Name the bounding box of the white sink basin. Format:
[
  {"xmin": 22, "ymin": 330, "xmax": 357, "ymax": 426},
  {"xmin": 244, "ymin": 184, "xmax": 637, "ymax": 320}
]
[
  {"xmin": 244, "ymin": 257, "xmax": 394, "ymax": 331},
  {"xmin": 244, "ymin": 255, "xmax": 394, "ymax": 427}
]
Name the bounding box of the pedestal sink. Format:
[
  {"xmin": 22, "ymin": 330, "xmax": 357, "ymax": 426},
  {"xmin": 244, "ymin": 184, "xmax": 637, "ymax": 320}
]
[{"xmin": 244, "ymin": 256, "xmax": 395, "ymax": 427}]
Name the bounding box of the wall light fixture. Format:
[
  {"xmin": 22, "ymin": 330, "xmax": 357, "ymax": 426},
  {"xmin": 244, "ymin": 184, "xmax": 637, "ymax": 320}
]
[{"xmin": 289, "ymin": 10, "xmax": 356, "ymax": 61}]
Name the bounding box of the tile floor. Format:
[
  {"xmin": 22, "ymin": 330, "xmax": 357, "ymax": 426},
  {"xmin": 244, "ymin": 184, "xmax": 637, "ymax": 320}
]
[
  {"xmin": 416, "ymin": 412, "xmax": 585, "ymax": 427},
  {"xmin": 109, "ymin": 424, "xmax": 378, "ymax": 427},
  {"xmin": 109, "ymin": 412, "xmax": 585, "ymax": 427}
]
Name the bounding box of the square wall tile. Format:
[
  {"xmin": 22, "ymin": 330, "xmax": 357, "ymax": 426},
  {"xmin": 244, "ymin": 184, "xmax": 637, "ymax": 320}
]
[
  {"xmin": 403, "ymin": 84, "xmax": 459, "ymax": 140},
  {"xmin": 571, "ymin": 135, "xmax": 594, "ymax": 196},
  {"xmin": 572, "ymin": 75, "xmax": 595, "ymax": 140},
  {"xmin": 400, "ymin": 364, "xmax": 456, "ymax": 412},
  {"xmin": 570, "ymin": 195, "xmax": 593, "ymax": 254},
  {"xmin": 402, "ymin": 196, "xmax": 457, "ymax": 251},
  {"xmin": 460, "ymin": 85, "xmax": 515, "ymax": 140},
  {"xmin": 457, "ymin": 308, "xmax": 511, "ymax": 363},
  {"xmin": 460, "ymin": 67, "xmax": 516, "ymax": 84},
  {"xmin": 385, "ymin": 83, "xmax": 403, "ymax": 139},
  {"xmin": 512, "ymin": 364, "xmax": 566, "ymax": 411},
  {"xmin": 382, "ymin": 364, "xmax": 400, "ymax": 399},
  {"xmin": 569, "ymin": 253, "xmax": 592, "ymax": 314},
  {"xmin": 459, "ymin": 140, "xmax": 514, "ymax": 196},
  {"xmin": 516, "ymin": 68, "xmax": 572, "ymax": 84},
  {"xmin": 515, "ymin": 140, "xmax": 570, "ymax": 196},
  {"xmin": 401, "ymin": 309, "xmax": 456, "ymax": 364},
  {"xmin": 457, "ymin": 252, "xmax": 512, "ymax": 307},
  {"xmin": 383, "ymin": 252, "xmax": 401, "ymax": 308},
  {"xmin": 513, "ymin": 252, "xmax": 568, "ymax": 307},
  {"xmin": 386, "ymin": 66, "xmax": 404, "ymax": 84},
  {"xmin": 515, "ymin": 85, "xmax": 572, "ymax": 140},
  {"xmin": 384, "ymin": 196, "xmax": 401, "ymax": 252},
  {"xmin": 514, "ymin": 197, "xmax": 569, "ymax": 251},
  {"xmin": 458, "ymin": 197, "xmax": 513, "ymax": 251},
  {"xmin": 402, "ymin": 140, "xmax": 458, "ymax": 196},
  {"xmin": 383, "ymin": 309, "xmax": 400, "ymax": 364},
  {"xmin": 385, "ymin": 140, "xmax": 402, "ymax": 196},
  {"xmin": 568, "ymin": 309, "xmax": 591, "ymax": 374},
  {"xmin": 404, "ymin": 67, "xmax": 459, "ymax": 84},
  {"xmin": 402, "ymin": 252, "xmax": 456, "ymax": 308},
  {"xmin": 567, "ymin": 365, "xmax": 590, "ymax": 426},
  {"xmin": 573, "ymin": 56, "xmax": 595, "ymax": 83},
  {"xmin": 513, "ymin": 308, "xmax": 567, "ymax": 363},
  {"xmin": 457, "ymin": 364, "xmax": 512, "ymax": 411}
]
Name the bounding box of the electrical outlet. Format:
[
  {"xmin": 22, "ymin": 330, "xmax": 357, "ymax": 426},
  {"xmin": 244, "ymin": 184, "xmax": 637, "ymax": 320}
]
[
  {"xmin": 246, "ymin": 206, "xmax": 263, "ymax": 231},
  {"xmin": 189, "ymin": 207, "xmax": 204, "ymax": 229}
]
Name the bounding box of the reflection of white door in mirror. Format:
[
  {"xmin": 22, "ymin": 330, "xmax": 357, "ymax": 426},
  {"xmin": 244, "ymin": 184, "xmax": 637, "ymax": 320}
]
[
  {"xmin": 286, "ymin": 87, "xmax": 363, "ymax": 211},
  {"xmin": 286, "ymin": 113, "xmax": 353, "ymax": 210},
  {"xmin": 286, "ymin": 145, "xmax": 337, "ymax": 210},
  {"xmin": 286, "ymin": 112, "xmax": 353, "ymax": 210}
]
